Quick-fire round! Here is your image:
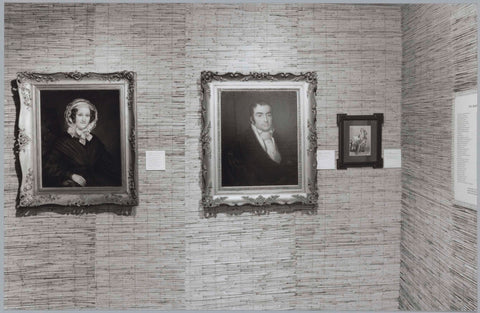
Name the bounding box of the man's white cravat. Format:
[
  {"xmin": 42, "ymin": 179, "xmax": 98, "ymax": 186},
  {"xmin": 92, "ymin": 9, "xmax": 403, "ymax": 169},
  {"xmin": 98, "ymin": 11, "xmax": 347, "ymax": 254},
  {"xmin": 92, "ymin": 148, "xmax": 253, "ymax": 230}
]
[
  {"xmin": 260, "ymin": 131, "xmax": 282, "ymax": 163},
  {"xmin": 252, "ymin": 125, "xmax": 282, "ymax": 164}
]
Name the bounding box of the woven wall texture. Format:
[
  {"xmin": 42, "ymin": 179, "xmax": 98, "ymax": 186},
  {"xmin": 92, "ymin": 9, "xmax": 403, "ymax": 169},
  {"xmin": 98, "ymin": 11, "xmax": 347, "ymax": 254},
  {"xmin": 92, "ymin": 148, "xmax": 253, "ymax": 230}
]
[
  {"xmin": 4, "ymin": 3, "xmax": 402, "ymax": 310},
  {"xmin": 400, "ymin": 4, "xmax": 477, "ymax": 311}
]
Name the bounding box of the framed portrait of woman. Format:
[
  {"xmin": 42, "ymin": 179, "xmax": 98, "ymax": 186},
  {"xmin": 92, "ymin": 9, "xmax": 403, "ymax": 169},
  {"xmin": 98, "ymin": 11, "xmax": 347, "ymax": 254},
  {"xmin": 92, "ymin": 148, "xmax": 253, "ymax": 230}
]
[{"xmin": 16, "ymin": 71, "xmax": 138, "ymax": 208}]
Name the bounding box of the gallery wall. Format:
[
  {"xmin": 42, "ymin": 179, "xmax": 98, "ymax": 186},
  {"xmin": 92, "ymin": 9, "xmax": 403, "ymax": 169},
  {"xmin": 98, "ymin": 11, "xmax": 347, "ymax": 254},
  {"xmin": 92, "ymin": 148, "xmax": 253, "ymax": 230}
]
[
  {"xmin": 4, "ymin": 3, "xmax": 402, "ymax": 310},
  {"xmin": 400, "ymin": 4, "xmax": 477, "ymax": 311}
]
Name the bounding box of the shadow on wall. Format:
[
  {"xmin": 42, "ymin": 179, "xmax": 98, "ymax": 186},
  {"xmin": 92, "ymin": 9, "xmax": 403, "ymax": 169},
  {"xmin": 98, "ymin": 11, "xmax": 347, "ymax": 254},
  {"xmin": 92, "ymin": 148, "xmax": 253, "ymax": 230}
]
[{"xmin": 203, "ymin": 202, "xmax": 317, "ymax": 218}]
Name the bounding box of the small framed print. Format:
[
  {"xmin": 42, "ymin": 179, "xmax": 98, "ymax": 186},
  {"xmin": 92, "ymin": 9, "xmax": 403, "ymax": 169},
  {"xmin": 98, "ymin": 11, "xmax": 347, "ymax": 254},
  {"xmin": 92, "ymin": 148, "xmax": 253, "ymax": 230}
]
[
  {"xmin": 200, "ymin": 71, "xmax": 318, "ymax": 211},
  {"xmin": 337, "ymin": 113, "xmax": 384, "ymax": 169},
  {"xmin": 15, "ymin": 71, "xmax": 138, "ymax": 208}
]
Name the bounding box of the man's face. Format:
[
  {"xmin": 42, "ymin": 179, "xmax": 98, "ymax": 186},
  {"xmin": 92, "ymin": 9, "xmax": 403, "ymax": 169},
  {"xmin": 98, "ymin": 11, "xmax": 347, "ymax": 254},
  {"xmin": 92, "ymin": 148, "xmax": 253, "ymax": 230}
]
[{"xmin": 252, "ymin": 104, "xmax": 273, "ymax": 131}]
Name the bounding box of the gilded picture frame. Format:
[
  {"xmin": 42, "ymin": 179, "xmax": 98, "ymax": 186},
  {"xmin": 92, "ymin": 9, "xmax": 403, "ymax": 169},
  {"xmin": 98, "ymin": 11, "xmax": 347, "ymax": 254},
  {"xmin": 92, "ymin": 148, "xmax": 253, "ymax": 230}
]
[
  {"xmin": 200, "ymin": 71, "xmax": 318, "ymax": 213},
  {"xmin": 16, "ymin": 71, "xmax": 138, "ymax": 208}
]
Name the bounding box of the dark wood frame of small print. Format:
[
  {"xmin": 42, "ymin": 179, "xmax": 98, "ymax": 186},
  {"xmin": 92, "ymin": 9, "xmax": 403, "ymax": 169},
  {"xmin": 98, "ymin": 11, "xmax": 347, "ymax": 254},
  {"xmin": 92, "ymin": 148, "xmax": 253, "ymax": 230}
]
[{"xmin": 337, "ymin": 113, "xmax": 384, "ymax": 169}]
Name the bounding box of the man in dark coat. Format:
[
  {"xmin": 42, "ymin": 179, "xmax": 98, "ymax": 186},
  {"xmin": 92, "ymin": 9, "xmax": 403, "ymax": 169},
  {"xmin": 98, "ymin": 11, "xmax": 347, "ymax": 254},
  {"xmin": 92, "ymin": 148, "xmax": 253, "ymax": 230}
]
[{"xmin": 223, "ymin": 102, "xmax": 298, "ymax": 186}]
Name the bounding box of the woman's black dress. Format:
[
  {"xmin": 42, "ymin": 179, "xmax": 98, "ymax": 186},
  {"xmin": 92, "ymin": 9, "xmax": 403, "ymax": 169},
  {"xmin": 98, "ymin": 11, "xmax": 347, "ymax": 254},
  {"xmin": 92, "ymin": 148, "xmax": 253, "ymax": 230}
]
[{"xmin": 43, "ymin": 133, "xmax": 121, "ymax": 187}]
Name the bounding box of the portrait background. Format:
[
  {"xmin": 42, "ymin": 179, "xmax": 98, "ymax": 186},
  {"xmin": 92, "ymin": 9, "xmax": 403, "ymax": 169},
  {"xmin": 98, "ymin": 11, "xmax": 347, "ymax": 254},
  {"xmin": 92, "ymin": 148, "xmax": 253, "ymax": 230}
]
[
  {"xmin": 40, "ymin": 89, "xmax": 122, "ymax": 187},
  {"xmin": 220, "ymin": 90, "xmax": 298, "ymax": 186}
]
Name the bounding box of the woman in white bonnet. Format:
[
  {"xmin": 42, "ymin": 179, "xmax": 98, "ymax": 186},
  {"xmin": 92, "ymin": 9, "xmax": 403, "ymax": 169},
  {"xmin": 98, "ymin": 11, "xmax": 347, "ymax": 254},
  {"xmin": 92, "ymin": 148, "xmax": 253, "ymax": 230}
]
[{"xmin": 44, "ymin": 98, "xmax": 121, "ymax": 187}]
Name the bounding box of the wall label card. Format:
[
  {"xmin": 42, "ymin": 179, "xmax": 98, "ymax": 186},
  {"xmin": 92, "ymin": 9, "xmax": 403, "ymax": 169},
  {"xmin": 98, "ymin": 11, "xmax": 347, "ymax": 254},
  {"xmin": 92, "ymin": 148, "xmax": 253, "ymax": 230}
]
[
  {"xmin": 453, "ymin": 90, "xmax": 477, "ymax": 210},
  {"xmin": 146, "ymin": 151, "xmax": 166, "ymax": 171},
  {"xmin": 384, "ymin": 149, "xmax": 401, "ymax": 168},
  {"xmin": 317, "ymin": 150, "xmax": 336, "ymax": 169}
]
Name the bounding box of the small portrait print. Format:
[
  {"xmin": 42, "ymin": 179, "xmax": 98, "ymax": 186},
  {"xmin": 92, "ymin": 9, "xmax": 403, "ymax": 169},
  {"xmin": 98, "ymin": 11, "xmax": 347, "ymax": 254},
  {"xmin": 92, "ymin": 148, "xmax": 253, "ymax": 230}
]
[
  {"xmin": 221, "ymin": 91, "xmax": 298, "ymax": 187},
  {"xmin": 41, "ymin": 91, "xmax": 122, "ymax": 188},
  {"xmin": 337, "ymin": 113, "xmax": 383, "ymax": 169},
  {"xmin": 349, "ymin": 125, "xmax": 371, "ymax": 156}
]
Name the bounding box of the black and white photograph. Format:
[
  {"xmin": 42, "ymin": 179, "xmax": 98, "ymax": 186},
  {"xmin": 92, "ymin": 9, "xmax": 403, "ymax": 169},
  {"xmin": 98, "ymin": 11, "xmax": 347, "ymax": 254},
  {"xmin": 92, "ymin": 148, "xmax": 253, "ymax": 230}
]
[
  {"xmin": 4, "ymin": 3, "xmax": 477, "ymax": 312},
  {"xmin": 337, "ymin": 113, "xmax": 383, "ymax": 169},
  {"xmin": 221, "ymin": 90, "xmax": 298, "ymax": 187},
  {"xmin": 16, "ymin": 71, "xmax": 138, "ymax": 207},
  {"xmin": 201, "ymin": 71, "xmax": 318, "ymax": 207},
  {"xmin": 348, "ymin": 125, "xmax": 371, "ymax": 156}
]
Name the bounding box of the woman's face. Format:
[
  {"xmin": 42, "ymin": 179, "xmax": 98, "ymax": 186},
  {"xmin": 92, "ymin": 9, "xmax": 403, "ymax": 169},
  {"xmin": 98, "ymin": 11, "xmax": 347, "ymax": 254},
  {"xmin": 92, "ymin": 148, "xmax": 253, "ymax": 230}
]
[{"xmin": 75, "ymin": 106, "xmax": 91, "ymax": 130}]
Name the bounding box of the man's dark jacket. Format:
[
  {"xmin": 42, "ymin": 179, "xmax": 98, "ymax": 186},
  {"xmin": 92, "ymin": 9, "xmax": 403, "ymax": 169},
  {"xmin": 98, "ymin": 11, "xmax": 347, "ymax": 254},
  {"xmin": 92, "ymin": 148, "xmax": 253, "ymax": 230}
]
[{"xmin": 222, "ymin": 127, "xmax": 298, "ymax": 186}]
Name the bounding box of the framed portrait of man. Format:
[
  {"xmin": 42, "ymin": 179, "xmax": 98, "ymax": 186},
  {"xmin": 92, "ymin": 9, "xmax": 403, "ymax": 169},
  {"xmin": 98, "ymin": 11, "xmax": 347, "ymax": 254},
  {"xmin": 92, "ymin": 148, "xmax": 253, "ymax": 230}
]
[
  {"xmin": 200, "ymin": 71, "xmax": 318, "ymax": 210},
  {"xmin": 16, "ymin": 71, "xmax": 138, "ymax": 208}
]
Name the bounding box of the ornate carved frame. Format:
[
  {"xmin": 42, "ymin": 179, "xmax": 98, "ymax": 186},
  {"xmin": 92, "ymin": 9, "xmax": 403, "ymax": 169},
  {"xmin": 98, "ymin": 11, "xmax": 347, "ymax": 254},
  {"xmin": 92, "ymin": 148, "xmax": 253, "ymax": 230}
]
[
  {"xmin": 200, "ymin": 71, "xmax": 318, "ymax": 213},
  {"xmin": 16, "ymin": 71, "xmax": 138, "ymax": 208}
]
